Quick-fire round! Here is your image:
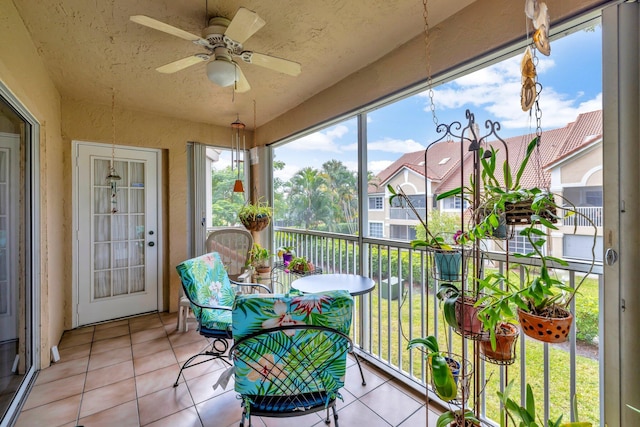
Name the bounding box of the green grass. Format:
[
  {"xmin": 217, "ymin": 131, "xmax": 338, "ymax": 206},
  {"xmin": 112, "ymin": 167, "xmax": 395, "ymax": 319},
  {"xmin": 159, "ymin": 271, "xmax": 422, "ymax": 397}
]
[{"xmin": 356, "ymin": 279, "xmax": 600, "ymax": 425}]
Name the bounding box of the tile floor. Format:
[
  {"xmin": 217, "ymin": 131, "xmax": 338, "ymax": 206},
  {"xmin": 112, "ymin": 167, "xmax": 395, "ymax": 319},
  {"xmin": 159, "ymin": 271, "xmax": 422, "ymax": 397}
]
[{"xmin": 15, "ymin": 312, "xmax": 440, "ymax": 427}]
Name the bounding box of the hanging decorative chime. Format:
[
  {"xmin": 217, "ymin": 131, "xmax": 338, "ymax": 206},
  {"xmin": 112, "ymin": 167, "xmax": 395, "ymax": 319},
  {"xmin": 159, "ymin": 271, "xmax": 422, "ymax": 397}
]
[
  {"xmin": 106, "ymin": 88, "xmax": 122, "ymax": 213},
  {"xmin": 231, "ymin": 115, "xmax": 245, "ymax": 193}
]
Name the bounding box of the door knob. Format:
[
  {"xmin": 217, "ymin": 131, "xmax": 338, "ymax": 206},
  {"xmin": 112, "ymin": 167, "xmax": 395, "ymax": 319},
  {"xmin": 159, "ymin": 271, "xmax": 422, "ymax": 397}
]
[
  {"xmin": 148, "ymin": 241, "xmax": 155, "ymax": 247},
  {"xmin": 605, "ymin": 248, "xmax": 618, "ymax": 266}
]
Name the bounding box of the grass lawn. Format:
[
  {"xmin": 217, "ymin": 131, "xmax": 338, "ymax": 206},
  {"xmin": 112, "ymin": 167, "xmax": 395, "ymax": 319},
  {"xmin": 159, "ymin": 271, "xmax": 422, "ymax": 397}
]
[{"xmin": 359, "ymin": 275, "xmax": 600, "ymax": 425}]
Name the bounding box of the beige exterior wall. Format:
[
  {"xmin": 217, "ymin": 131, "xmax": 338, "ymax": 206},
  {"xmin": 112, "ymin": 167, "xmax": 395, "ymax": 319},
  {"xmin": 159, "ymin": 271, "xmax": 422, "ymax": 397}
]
[{"xmin": 560, "ymin": 146, "xmax": 603, "ymax": 185}]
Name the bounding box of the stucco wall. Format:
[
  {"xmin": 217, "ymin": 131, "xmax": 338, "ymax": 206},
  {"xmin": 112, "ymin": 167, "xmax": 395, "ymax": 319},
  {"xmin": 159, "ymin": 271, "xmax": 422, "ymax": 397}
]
[
  {"xmin": 560, "ymin": 146, "xmax": 603, "ymax": 185},
  {"xmin": 61, "ymin": 99, "xmax": 238, "ymax": 319},
  {"xmin": 0, "ymin": 0, "xmax": 65, "ymax": 368}
]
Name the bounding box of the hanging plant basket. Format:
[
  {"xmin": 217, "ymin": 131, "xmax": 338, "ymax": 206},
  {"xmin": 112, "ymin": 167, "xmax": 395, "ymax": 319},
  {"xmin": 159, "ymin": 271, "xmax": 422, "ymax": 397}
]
[
  {"xmin": 427, "ymin": 246, "xmax": 470, "ymax": 282},
  {"xmin": 429, "ymin": 354, "xmax": 473, "ymax": 406},
  {"xmin": 517, "ymin": 306, "xmax": 573, "ymax": 343},
  {"xmin": 453, "ymin": 295, "xmax": 489, "ymax": 341},
  {"xmin": 239, "ymin": 214, "xmax": 270, "ymax": 232},
  {"xmin": 503, "ymin": 199, "xmax": 558, "ymax": 225},
  {"xmin": 480, "ymin": 322, "xmax": 519, "ymax": 365}
]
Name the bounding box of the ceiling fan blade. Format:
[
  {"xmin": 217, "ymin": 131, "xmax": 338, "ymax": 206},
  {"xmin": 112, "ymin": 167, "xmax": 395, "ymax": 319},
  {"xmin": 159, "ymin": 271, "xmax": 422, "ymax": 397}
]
[
  {"xmin": 156, "ymin": 54, "xmax": 209, "ymax": 74},
  {"xmin": 234, "ymin": 65, "xmax": 251, "ymax": 93},
  {"xmin": 224, "ymin": 8, "xmax": 266, "ymax": 44},
  {"xmin": 245, "ymin": 52, "xmax": 301, "ymax": 76},
  {"xmin": 130, "ymin": 15, "xmax": 208, "ymax": 44}
]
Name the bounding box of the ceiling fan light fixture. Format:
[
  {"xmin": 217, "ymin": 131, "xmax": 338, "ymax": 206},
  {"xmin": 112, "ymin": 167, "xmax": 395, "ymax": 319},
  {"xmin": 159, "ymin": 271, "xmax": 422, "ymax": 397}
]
[{"xmin": 206, "ymin": 59, "xmax": 237, "ymax": 87}]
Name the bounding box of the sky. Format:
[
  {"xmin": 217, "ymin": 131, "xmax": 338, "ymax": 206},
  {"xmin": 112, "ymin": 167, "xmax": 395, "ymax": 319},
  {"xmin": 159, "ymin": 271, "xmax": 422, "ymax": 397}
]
[{"xmin": 225, "ymin": 23, "xmax": 603, "ymax": 182}]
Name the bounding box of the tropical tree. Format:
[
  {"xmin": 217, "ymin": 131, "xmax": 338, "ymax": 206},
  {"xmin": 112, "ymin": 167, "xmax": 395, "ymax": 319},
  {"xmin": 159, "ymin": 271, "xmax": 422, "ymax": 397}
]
[
  {"xmin": 321, "ymin": 160, "xmax": 358, "ymax": 234},
  {"xmin": 210, "ymin": 165, "xmax": 245, "ymax": 226},
  {"xmin": 287, "ymin": 167, "xmax": 333, "ymax": 229}
]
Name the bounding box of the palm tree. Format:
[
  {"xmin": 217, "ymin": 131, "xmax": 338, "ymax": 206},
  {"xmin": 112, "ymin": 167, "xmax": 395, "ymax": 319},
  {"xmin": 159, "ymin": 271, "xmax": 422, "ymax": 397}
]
[
  {"xmin": 321, "ymin": 160, "xmax": 358, "ymax": 234},
  {"xmin": 287, "ymin": 167, "xmax": 333, "ymax": 229}
]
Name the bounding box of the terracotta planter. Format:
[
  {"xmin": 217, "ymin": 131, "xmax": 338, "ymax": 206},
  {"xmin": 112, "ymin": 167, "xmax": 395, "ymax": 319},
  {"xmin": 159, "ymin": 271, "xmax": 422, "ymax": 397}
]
[
  {"xmin": 454, "ymin": 296, "xmax": 485, "ymax": 338},
  {"xmin": 517, "ymin": 307, "xmax": 573, "ymax": 343},
  {"xmin": 480, "ymin": 323, "xmax": 519, "ymax": 365}
]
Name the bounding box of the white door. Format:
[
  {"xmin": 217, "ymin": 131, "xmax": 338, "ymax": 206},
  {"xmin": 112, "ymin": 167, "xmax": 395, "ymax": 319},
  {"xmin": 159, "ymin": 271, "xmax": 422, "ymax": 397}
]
[
  {"xmin": 0, "ymin": 133, "xmax": 19, "ymax": 342},
  {"xmin": 75, "ymin": 142, "xmax": 160, "ymax": 326}
]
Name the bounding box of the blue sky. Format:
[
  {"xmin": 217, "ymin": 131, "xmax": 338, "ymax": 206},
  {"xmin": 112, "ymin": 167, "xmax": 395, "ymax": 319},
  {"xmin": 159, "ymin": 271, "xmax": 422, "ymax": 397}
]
[{"xmin": 246, "ymin": 24, "xmax": 602, "ymax": 181}]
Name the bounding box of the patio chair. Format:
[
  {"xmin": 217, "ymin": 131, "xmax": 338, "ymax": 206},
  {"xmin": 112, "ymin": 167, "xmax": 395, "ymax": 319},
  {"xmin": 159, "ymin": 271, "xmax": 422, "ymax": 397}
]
[
  {"xmin": 206, "ymin": 227, "xmax": 254, "ymax": 282},
  {"xmin": 230, "ymin": 290, "xmax": 354, "ymax": 427},
  {"xmin": 173, "ymin": 252, "xmax": 270, "ymax": 387},
  {"xmin": 177, "ymin": 227, "xmax": 254, "ymax": 332}
]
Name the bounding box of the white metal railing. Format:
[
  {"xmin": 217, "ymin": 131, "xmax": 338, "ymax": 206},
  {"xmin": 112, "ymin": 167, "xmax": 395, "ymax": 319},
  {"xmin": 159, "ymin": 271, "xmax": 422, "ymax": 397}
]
[
  {"xmin": 274, "ymin": 227, "xmax": 603, "ymax": 426},
  {"xmin": 562, "ymin": 206, "xmax": 603, "ymax": 227}
]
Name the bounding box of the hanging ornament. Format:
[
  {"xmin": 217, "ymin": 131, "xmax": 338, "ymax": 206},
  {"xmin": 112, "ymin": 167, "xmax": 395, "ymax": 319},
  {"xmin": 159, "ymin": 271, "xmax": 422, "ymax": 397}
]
[
  {"xmin": 231, "ymin": 115, "xmax": 245, "ymax": 193},
  {"xmin": 106, "ymin": 88, "xmax": 122, "ymax": 213}
]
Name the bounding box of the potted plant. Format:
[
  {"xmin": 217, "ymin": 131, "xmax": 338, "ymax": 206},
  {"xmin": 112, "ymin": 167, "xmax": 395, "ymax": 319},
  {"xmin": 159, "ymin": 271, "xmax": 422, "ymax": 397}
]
[
  {"xmin": 277, "ymin": 246, "xmax": 295, "ymax": 265},
  {"xmin": 475, "ymin": 200, "xmax": 596, "ymax": 345},
  {"xmin": 287, "ymin": 256, "xmax": 314, "ymax": 275},
  {"xmin": 247, "ymin": 243, "xmax": 272, "ymax": 286},
  {"xmin": 247, "ymin": 243, "xmax": 271, "ymax": 273},
  {"xmin": 478, "ymin": 322, "xmax": 519, "ymax": 365},
  {"xmin": 498, "ymin": 380, "xmax": 564, "ymax": 427},
  {"xmin": 437, "ymin": 283, "xmax": 486, "ymax": 339},
  {"xmin": 238, "ymin": 199, "xmax": 272, "ymax": 232},
  {"xmin": 408, "ymin": 336, "xmax": 481, "ymax": 426},
  {"xmin": 407, "ymin": 335, "xmax": 460, "ymax": 402},
  {"xmin": 388, "ymin": 185, "xmax": 468, "ymax": 281}
]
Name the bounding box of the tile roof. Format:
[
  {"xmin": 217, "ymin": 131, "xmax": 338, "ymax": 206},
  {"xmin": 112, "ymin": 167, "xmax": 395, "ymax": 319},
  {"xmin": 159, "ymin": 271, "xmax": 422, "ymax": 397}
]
[{"xmin": 373, "ymin": 110, "xmax": 603, "ymax": 196}]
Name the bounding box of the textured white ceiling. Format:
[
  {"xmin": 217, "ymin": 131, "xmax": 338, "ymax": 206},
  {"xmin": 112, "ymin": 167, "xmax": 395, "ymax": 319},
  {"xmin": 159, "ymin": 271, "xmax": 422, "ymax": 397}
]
[{"xmin": 12, "ymin": 0, "xmax": 475, "ymax": 129}]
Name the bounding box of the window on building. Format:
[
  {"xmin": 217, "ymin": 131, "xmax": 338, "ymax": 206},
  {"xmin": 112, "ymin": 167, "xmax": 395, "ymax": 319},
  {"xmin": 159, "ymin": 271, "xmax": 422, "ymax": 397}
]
[
  {"xmin": 369, "ymin": 195, "xmax": 384, "ymax": 210},
  {"xmin": 390, "ymin": 225, "xmax": 417, "ymax": 241},
  {"xmin": 442, "ymin": 196, "xmax": 469, "ymax": 210},
  {"xmin": 508, "ymin": 232, "xmax": 544, "ymax": 255},
  {"xmin": 369, "ymin": 222, "xmax": 384, "ymax": 238},
  {"xmin": 563, "ymin": 186, "xmax": 603, "ymax": 207}
]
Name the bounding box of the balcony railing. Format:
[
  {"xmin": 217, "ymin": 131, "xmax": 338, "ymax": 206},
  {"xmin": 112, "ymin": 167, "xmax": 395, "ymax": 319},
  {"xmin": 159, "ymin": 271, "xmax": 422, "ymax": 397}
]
[
  {"xmin": 562, "ymin": 206, "xmax": 603, "ymax": 227},
  {"xmin": 389, "ymin": 207, "xmax": 426, "ymax": 220},
  {"xmin": 274, "ymin": 227, "xmax": 603, "ymax": 426}
]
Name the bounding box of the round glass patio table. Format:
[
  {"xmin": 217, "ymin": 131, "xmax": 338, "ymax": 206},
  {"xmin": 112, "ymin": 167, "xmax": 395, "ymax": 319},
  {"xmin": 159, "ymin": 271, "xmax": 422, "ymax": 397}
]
[{"xmin": 292, "ymin": 273, "xmax": 375, "ymax": 296}]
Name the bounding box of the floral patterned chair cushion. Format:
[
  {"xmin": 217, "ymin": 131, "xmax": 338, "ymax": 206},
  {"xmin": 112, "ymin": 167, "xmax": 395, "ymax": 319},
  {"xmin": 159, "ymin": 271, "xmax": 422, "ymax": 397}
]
[
  {"xmin": 231, "ymin": 290, "xmax": 353, "ymax": 421},
  {"xmin": 176, "ymin": 252, "xmax": 237, "ymax": 334}
]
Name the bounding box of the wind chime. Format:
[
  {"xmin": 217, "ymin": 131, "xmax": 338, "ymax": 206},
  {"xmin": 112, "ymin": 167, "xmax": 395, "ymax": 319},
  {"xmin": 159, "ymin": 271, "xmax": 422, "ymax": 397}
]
[
  {"xmin": 106, "ymin": 88, "xmax": 122, "ymax": 213},
  {"xmin": 231, "ymin": 115, "xmax": 245, "ymax": 193}
]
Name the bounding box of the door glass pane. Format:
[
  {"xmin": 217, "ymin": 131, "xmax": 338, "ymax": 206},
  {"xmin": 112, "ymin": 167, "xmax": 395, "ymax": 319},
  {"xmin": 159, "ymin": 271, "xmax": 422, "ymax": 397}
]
[{"xmin": 91, "ymin": 158, "xmax": 147, "ymax": 301}]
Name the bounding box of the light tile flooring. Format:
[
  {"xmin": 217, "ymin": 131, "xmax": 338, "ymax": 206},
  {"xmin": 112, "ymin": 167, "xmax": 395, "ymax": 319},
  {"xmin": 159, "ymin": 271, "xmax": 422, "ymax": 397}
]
[{"xmin": 15, "ymin": 312, "xmax": 440, "ymax": 427}]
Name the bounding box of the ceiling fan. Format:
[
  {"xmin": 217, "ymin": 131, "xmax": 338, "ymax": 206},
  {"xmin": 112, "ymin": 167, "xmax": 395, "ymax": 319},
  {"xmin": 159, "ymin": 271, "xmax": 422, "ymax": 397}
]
[{"xmin": 130, "ymin": 7, "xmax": 301, "ymax": 93}]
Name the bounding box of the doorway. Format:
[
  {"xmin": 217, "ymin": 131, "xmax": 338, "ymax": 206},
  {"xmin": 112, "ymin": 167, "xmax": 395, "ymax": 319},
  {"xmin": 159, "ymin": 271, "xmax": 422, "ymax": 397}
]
[{"xmin": 74, "ymin": 142, "xmax": 162, "ymax": 326}]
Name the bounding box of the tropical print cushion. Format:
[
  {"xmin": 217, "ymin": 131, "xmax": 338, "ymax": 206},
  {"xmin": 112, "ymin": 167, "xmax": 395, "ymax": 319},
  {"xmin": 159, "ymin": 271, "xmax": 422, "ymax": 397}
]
[
  {"xmin": 176, "ymin": 252, "xmax": 237, "ymax": 332},
  {"xmin": 232, "ymin": 290, "xmax": 353, "ymax": 402}
]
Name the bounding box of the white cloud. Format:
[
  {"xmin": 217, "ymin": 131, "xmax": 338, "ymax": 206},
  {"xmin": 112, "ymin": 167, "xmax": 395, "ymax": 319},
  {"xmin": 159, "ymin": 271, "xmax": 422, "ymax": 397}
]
[
  {"xmin": 417, "ymin": 53, "xmax": 600, "ymax": 131},
  {"xmin": 369, "ymin": 160, "xmax": 393, "ymax": 173},
  {"xmin": 274, "ymin": 163, "xmax": 301, "ymax": 182},
  {"xmin": 367, "ymin": 138, "xmax": 425, "ymax": 153},
  {"xmin": 327, "ymin": 124, "xmax": 349, "ymax": 138},
  {"xmin": 284, "ymin": 124, "xmax": 352, "ymax": 153}
]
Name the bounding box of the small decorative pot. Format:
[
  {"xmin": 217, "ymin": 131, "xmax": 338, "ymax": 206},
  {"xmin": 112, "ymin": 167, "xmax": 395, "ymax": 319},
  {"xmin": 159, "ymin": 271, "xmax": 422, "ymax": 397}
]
[
  {"xmin": 454, "ymin": 296, "xmax": 486, "ymax": 338},
  {"xmin": 517, "ymin": 307, "xmax": 573, "ymax": 343},
  {"xmin": 282, "ymin": 252, "xmax": 293, "ymax": 265},
  {"xmin": 480, "ymin": 322, "xmax": 519, "ymax": 365},
  {"xmin": 433, "ymin": 250, "xmax": 463, "ymax": 281}
]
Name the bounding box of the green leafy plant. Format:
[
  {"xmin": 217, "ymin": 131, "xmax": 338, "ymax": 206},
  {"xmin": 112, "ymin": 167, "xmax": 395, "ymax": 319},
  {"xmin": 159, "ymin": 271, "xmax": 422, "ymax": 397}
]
[
  {"xmin": 498, "ymin": 380, "xmax": 563, "ymax": 427},
  {"xmin": 238, "ymin": 198, "xmax": 272, "ymax": 230},
  {"xmin": 407, "ymin": 336, "xmax": 458, "ymax": 401},
  {"xmin": 247, "ymin": 243, "xmax": 271, "ymax": 269},
  {"xmin": 287, "ymin": 256, "xmax": 314, "ymax": 274}
]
